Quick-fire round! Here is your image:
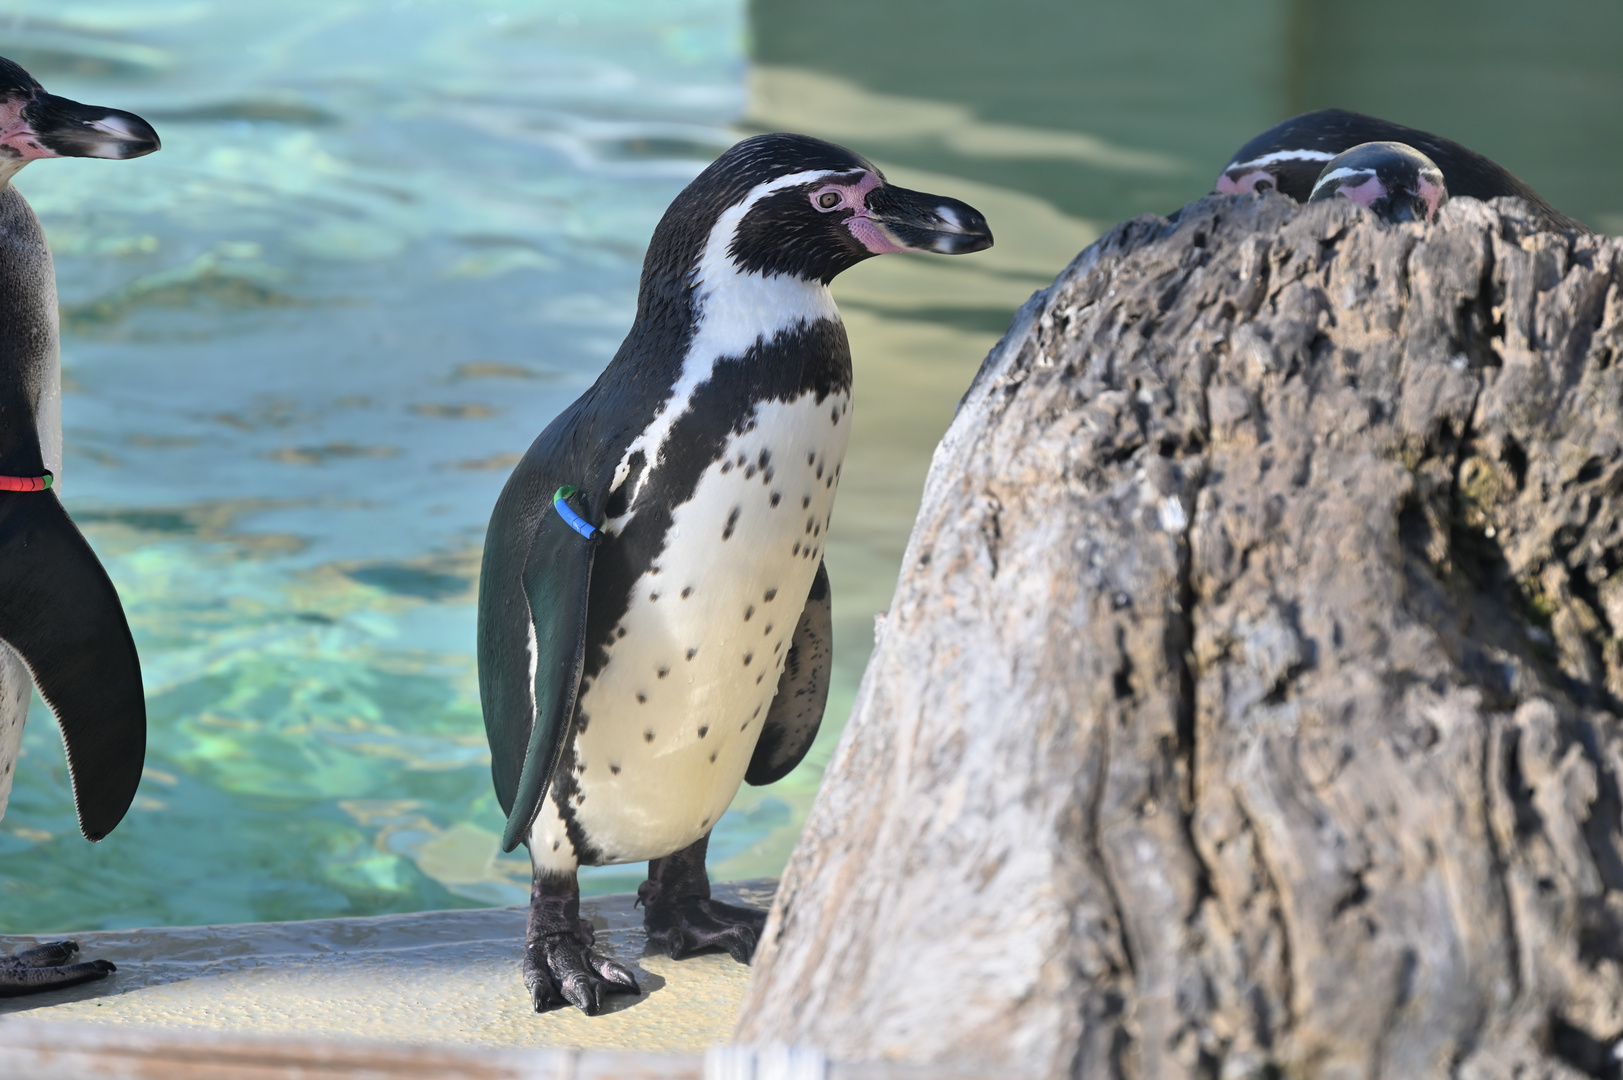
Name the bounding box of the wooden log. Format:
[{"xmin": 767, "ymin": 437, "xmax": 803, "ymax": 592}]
[
  {"xmin": 737, "ymin": 193, "xmax": 1623, "ymax": 1080},
  {"xmin": 0, "ymin": 1019, "xmax": 1014, "ymax": 1079}
]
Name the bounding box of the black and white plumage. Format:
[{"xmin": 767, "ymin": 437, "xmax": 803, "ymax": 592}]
[
  {"xmin": 478, "ymin": 132, "xmax": 991, "ymax": 1014},
  {"xmin": 0, "ymin": 56, "xmax": 158, "ymax": 996},
  {"xmin": 1307, "ymin": 141, "xmax": 1448, "ymax": 224},
  {"xmin": 1215, "ymin": 108, "xmax": 1589, "ymax": 234}
]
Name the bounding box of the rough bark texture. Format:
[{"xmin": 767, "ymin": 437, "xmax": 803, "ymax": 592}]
[{"xmin": 736, "ymin": 193, "xmax": 1623, "ymax": 1080}]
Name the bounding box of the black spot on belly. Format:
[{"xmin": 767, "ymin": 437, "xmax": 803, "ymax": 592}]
[
  {"xmin": 756, "ymin": 673, "xmax": 764, "ymax": 684},
  {"xmin": 805, "ymin": 516, "xmax": 814, "ymax": 534},
  {"xmin": 764, "ymin": 588, "xmax": 777, "ymax": 602},
  {"xmin": 792, "ymin": 542, "xmax": 800, "ymax": 556},
  {"xmin": 610, "ymin": 764, "xmax": 621, "ymax": 775},
  {"xmin": 709, "ymin": 751, "xmax": 717, "ymax": 763},
  {"xmin": 657, "ymin": 666, "xmax": 669, "ymax": 679},
  {"xmin": 645, "ymin": 730, "xmax": 655, "ymax": 742},
  {"xmin": 616, "ymin": 627, "xmax": 627, "ymax": 639},
  {"xmin": 746, "ymin": 464, "xmax": 757, "ymax": 479},
  {"xmin": 743, "ymin": 652, "xmax": 753, "ymax": 666},
  {"xmin": 744, "ymin": 605, "xmax": 754, "ymax": 621},
  {"xmin": 763, "ymin": 467, "xmax": 775, "ymax": 484},
  {"xmin": 681, "ymin": 586, "xmax": 693, "ymax": 598},
  {"xmin": 825, "ymin": 476, "xmax": 833, "ymax": 488},
  {"xmin": 753, "ymin": 704, "xmax": 762, "ymax": 718},
  {"xmin": 763, "ymin": 623, "xmax": 772, "ymax": 635},
  {"xmin": 698, "ymin": 725, "xmax": 709, "ymax": 738},
  {"xmin": 770, "ymin": 492, "xmax": 781, "ymax": 507},
  {"xmin": 813, "ymin": 523, "xmax": 820, "ymax": 536},
  {"xmin": 687, "ymin": 646, "xmax": 698, "ymax": 660},
  {"xmin": 806, "ymin": 452, "xmax": 815, "ymax": 466},
  {"xmin": 721, "ymin": 460, "xmax": 732, "ymax": 474},
  {"xmin": 831, "ymin": 405, "xmax": 839, "ymax": 425},
  {"xmin": 649, "ymin": 590, "xmax": 660, "ymax": 601},
  {"xmin": 758, "ymin": 450, "xmax": 771, "ymax": 469},
  {"xmin": 816, "ymin": 461, "xmax": 824, "ymax": 479},
  {"xmin": 553, "ymin": 839, "xmax": 561, "ymax": 851},
  {"xmin": 723, "ymin": 506, "xmax": 741, "ymax": 540},
  {"xmin": 801, "ymin": 496, "xmax": 810, "ymax": 509},
  {"xmin": 637, "ymin": 692, "xmax": 647, "ymax": 704},
  {"xmin": 701, "ymin": 816, "xmax": 710, "ymax": 828}
]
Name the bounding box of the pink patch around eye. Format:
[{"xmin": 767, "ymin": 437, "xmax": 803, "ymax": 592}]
[
  {"xmin": 1415, "ymin": 175, "xmax": 1445, "ymax": 221},
  {"xmin": 1216, "ymin": 170, "xmax": 1276, "ymax": 195},
  {"xmin": 1332, "ymin": 175, "xmax": 1387, "ymax": 208}
]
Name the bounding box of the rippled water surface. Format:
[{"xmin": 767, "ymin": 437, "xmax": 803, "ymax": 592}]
[{"xmin": 3, "ymin": 0, "xmax": 1619, "ymax": 931}]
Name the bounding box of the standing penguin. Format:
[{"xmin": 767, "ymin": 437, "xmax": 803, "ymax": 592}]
[
  {"xmin": 1214, "ymin": 108, "xmax": 1589, "ymax": 234},
  {"xmin": 0, "ymin": 57, "xmax": 158, "ymax": 995},
  {"xmin": 479, "ymin": 133, "xmax": 992, "ymax": 1014}
]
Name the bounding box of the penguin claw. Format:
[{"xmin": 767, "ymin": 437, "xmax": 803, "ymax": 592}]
[
  {"xmin": 0, "ymin": 940, "xmax": 117, "ymax": 997},
  {"xmin": 523, "ymin": 936, "xmax": 641, "ymax": 1016},
  {"xmin": 644, "ymin": 897, "xmax": 767, "ymax": 964}
]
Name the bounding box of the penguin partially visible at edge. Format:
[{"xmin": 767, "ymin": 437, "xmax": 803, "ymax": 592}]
[
  {"xmin": 479, "ymin": 133, "xmax": 992, "ymax": 1015},
  {"xmin": 1215, "ymin": 108, "xmax": 1590, "ymax": 234},
  {"xmin": 0, "ymin": 56, "xmax": 158, "ymax": 997}
]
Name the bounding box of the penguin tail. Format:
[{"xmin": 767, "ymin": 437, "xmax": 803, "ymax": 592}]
[{"xmin": 0, "ymin": 491, "xmax": 145, "ymax": 841}]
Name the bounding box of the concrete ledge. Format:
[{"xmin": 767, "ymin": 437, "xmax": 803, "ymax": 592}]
[{"xmin": 0, "ymin": 881, "xmax": 774, "ymax": 1052}]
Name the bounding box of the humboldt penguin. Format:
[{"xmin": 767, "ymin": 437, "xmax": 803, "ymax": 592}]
[
  {"xmin": 478, "ymin": 132, "xmax": 992, "ymax": 1014},
  {"xmin": 1307, "ymin": 142, "xmax": 1449, "ymax": 224},
  {"xmin": 0, "ymin": 56, "xmax": 158, "ymax": 996},
  {"xmin": 1214, "ymin": 108, "xmax": 1589, "ymax": 233}
]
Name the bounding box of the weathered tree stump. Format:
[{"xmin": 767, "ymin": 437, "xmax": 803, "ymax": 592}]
[{"xmin": 735, "ymin": 194, "xmax": 1623, "ymax": 1080}]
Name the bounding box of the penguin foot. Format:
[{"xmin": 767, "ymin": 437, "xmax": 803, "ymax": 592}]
[
  {"xmin": 643, "ymin": 896, "xmax": 766, "ymax": 964},
  {"xmin": 523, "ymin": 868, "xmax": 639, "ymax": 1015},
  {"xmin": 523, "ymin": 933, "xmax": 640, "ymax": 1015},
  {"xmin": 0, "ymin": 940, "xmax": 116, "ymax": 997}
]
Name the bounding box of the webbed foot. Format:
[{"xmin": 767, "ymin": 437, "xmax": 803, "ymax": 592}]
[
  {"xmin": 524, "ymin": 870, "xmax": 639, "ymax": 1015},
  {"xmin": 643, "ymin": 895, "xmax": 766, "ymax": 963},
  {"xmin": 0, "ymin": 940, "xmax": 116, "ymax": 997},
  {"xmin": 639, "ymin": 832, "xmax": 768, "ymax": 964}
]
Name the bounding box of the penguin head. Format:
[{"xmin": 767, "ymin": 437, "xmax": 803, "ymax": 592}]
[
  {"xmin": 1215, "ymin": 109, "xmax": 1418, "ymax": 203},
  {"xmin": 1307, "ymin": 141, "xmax": 1448, "ymax": 224},
  {"xmin": 0, "ymin": 56, "xmax": 160, "ymax": 185},
  {"xmin": 650, "ymin": 133, "xmax": 992, "ymax": 289}
]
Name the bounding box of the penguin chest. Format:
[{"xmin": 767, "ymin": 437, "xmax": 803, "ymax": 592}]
[{"xmin": 534, "ymin": 388, "xmax": 850, "ymax": 868}]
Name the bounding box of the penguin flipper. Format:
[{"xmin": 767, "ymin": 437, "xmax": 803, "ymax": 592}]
[
  {"xmin": 0, "ymin": 493, "xmax": 144, "ymax": 841},
  {"xmin": 496, "ymin": 499, "xmax": 597, "ymax": 853},
  {"xmin": 747, "ymin": 559, "xmax": 832, "ymax": 786}
]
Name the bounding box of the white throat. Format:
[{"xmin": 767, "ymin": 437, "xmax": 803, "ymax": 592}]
[{"xmin": 604, "ymin": 168, "xmax": 844, "ymax": 534}]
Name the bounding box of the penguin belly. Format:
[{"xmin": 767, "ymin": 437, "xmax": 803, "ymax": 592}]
[
  {"xmin": 529, "ymin": 387, "xmax": 850, "ymax": 870},
  {"xmin": 0, "ymin": 643, "xmax": 31, "ymax": 821}
]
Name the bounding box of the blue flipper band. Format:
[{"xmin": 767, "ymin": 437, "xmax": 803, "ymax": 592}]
[{"xmin": 553, "ymin": 486, "xmax": 599, "ymax": 541}]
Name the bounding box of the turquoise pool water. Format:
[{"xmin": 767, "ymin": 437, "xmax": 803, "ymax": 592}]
[
  {"xmin": 1, "ymin": 0, "xmax": 754, "ymax": 929},
  {"xmin": 3, "ymin": 0, "xmax": 1620, "ymax": 933}
]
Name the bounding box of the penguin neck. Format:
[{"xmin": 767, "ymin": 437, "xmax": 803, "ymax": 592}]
[{"xmin": 0, "ymin": 182, "xmax": 59, "ymax": 477}]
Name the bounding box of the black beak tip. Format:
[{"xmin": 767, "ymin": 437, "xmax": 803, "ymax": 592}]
[{"xmin": 929, "ymin": 201, "xmax": 994, "ymax": 254}]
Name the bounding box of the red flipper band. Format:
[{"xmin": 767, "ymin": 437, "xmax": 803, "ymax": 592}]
[{"xmin": 0, "ymin": 473, "xmax": 52, "ymax": 492}]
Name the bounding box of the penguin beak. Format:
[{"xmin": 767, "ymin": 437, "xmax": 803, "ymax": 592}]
[
  {"xmin": 1, "ymin": 90, "xmax": 160, "ymax": 163},
  {"xmin": 858, "ymin": 185, "xmax": 994, "ymax": 255}
]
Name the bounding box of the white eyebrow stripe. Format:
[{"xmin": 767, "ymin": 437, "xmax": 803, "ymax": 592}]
[
  {"xmin": 1309, "ymin": 166, "xmax": 1374, "ymax": 197},
  {"xmin": 1225, "ymin": 148, "xmax": 1337, "ymax": 172}
]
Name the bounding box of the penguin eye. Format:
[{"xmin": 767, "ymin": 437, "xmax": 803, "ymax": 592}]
[
  {"xmin": 1251, "ymin": 176, "xmax": 1275, "ymax": 193},
  {"xmin": 815, "ymin": 191, "xmax": 841, "ymax": 210}
]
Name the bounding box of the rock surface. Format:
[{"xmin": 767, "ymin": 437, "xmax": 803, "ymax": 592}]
[
  {"xmin": 0, "ymin": 881, "xmax": 772, "ymax": 1050},
  {"xmin": 736, "ymin": 193, "xmax": 1623, "ymax": 1080}
]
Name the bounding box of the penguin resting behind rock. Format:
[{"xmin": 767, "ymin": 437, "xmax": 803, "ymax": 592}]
[
  {"xmin": 478, "ymin": 132, "xmax": 992, "ymax": 1014},
  {"xmin": 1306, "ymin": 141, "xmax": 1449, "ymax": 224},
  {"xmin": 1215, "ymin": 108, "xmax": 1589, "ymax": 233},
  {"xmin": 0, "ymin": 56, "xmax": 158, "ymax": 997}
]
